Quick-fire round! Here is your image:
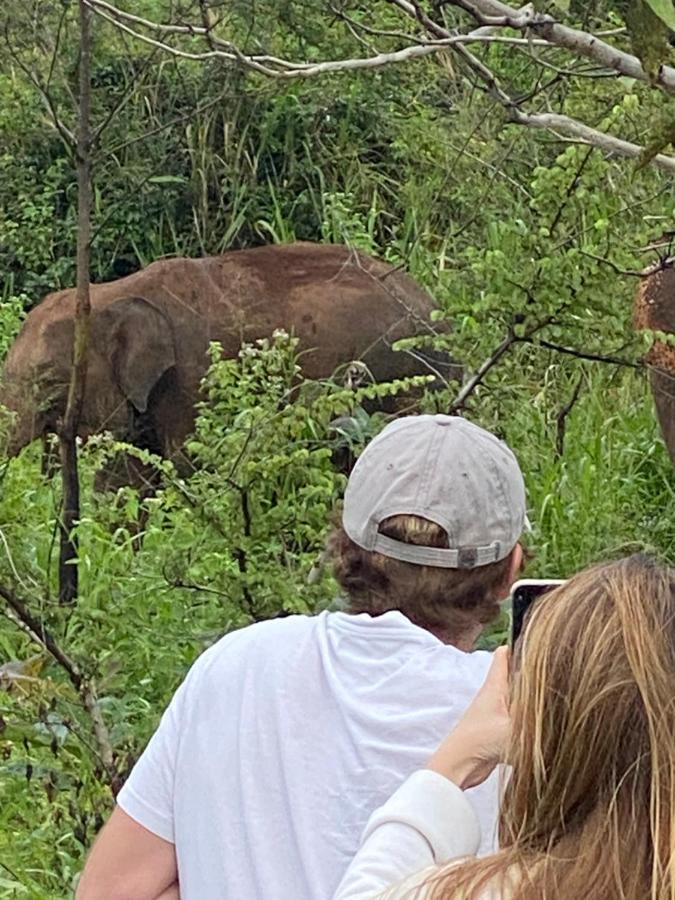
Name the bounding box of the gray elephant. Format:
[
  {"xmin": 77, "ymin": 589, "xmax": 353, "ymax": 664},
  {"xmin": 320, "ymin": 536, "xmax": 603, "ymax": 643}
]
[
  {"xmin": 635, "ymin": 259, "xmax": 675, "ymax": 465},
  {"xmin": 2, "ymin": 242, "xmax": 457, "ymax": 479}
]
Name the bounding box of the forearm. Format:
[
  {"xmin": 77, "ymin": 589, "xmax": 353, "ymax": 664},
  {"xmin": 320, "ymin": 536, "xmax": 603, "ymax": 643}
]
[
  {"xmin": 76, "ymin": 808, "xmax": 178, "ymax": 900},
  {"xmin": 333, "ymin": 770, "xmax": 480, "ymax": 899}
]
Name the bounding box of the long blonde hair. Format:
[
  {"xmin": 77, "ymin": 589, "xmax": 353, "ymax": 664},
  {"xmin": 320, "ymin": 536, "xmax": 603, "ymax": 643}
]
[{"xmin": 425, "ymin": 554, "xmax": 675, "ymax": 900}]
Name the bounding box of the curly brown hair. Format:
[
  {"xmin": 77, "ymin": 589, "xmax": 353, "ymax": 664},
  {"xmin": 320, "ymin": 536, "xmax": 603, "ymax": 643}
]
[{"xmin": 327, "ymin": 514, "xmax": 519, "ymax": 640}]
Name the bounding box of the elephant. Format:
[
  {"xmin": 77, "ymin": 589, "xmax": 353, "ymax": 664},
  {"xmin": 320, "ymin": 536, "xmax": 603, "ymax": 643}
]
[
  {"xmin": 1, "ymin": 242, "xmax": 457, "ymax": 483},
  {"xmin": 634, "ymin": 258, "xmax": 675, "ymax": 465}
]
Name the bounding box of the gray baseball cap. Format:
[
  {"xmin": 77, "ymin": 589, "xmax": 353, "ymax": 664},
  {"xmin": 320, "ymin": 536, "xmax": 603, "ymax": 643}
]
[{"xmin": 342, "ymin": 415, "xmax": 526, "ymax": 569}]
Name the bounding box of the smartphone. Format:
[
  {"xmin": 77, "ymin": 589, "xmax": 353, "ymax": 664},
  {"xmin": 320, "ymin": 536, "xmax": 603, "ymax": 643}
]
[{"xmin": 509, "ymin": 579, "xmax": 565, "ymax": 645}]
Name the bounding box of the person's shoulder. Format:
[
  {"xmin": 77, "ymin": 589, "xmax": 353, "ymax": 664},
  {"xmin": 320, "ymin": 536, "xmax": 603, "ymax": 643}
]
[
  {"xmin": 423, "ymin": 644, "xmax": 495, "ymax": 691},
  {"xmin": 189, "ymin": 612, "xmax": 322, "ymax": 673}
]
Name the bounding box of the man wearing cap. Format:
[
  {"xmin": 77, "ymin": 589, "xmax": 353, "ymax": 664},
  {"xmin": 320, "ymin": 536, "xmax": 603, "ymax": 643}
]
[{"xmin": 77, "ymin": 415, "xmax": 527, "ymax": 900}]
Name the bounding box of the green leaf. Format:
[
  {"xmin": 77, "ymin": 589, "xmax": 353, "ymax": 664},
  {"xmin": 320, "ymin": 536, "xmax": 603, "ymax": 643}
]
[
  {"xmin": 0, "ymin": 878, "xmax": 28, "ymax": 894},
  {"xmin": 645, "ymin": 0, "xmax": 675, "ymax": 31},
  {"xmin": 147, "ymin": 175, "xmax": 187, "ymax": 184}
]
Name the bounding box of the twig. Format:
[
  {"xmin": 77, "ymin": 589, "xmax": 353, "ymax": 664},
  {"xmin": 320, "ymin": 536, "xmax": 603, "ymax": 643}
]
[
  {"xmin": 92, "ymin": 46, "xmax": 163, "ymax": 145},
  {"xmin": 525, "ymin": 338, "xmax": 643, "ymax": 368},
  {"xmin": 164, "ymin": 577, "xmax": 232, "ymax": 602},
  {"xmin": 548, "ymin": 146, "xmax": 592, "ymax": 235},
  {"xmin": 101, "ymin": 86, "xmax": 237, "ymax": 159},
  {"xmin": 578, "ymin": 251, "xmax": 644, "ymax": 278},
  {"xmin": 450, "ymin": 329, "xmax": 520, "ymax": 412},
  {"xmin": 2, "ymin": 24, "xmax": 76, "ymax": 148},
  {"xmin": 0, "ymin": 859, "xmax": 24, "ymax": 886},
  {"xmin": 555, "ymin": 373, "xmax": 584, "ymax": 457},
  {"xmin": 46, "ymin": 3, "xmax": 69, "ymax": 95}
]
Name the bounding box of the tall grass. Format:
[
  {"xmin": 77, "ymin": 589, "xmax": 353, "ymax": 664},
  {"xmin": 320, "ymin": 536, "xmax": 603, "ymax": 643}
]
[{"xmin": 506, "ymin": 368, "xmax": 674, "ymax": 572}]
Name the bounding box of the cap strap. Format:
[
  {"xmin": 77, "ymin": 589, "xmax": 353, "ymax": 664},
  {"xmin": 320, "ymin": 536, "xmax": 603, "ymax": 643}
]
[{"xmin": 372, "ymin": 533, "xmax": 505, "ymax": 569}]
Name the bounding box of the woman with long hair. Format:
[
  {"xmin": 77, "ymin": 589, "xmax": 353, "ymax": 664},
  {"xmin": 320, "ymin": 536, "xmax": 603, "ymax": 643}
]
[{"xmin": 335, "ymin": 554, "xmax": 675, "ymax": 899}]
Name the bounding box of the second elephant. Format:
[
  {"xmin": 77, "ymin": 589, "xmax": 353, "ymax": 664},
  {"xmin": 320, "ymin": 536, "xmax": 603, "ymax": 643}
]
[{"xmin": 635, "ymin": 259, "xmax": 675, "ymax": 466}]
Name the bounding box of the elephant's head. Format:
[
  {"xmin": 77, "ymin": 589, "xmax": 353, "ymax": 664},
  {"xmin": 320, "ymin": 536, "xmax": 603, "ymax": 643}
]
[
  {"xmin": 1, "ymin": 294, "xmax": 177, "ymax": 457},
  {"xmin": 635, "ymin": 260, "xmax": 675, "ymax": 465}
]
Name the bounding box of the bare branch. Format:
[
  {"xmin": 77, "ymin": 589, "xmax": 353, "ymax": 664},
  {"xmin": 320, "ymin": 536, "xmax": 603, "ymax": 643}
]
[
  {"xmin": 556, "ymin": 373, "xmax": 584, "ymax": 457},
  {"xmin": 0, "ymin": 584, "xmax": 82, "ymax": 683},
  {"xmin": 92, "ymin": 46, "xmax": 163, "ymax": 146},
  {"xmin": 524, "ymin": 338, "xmax": 643, "ymax": 368},
  {"xmin": 3, "ymin": 24, "xmax": 76, "ymax": 147},
  {"xmin": 511, "ymin": 110, "xmax": 675, "ymax": 175},
  {"xmin": 445, "ymin": 0, "xmax": 675, "ymax": 94},
  {"xmin": 449, "ymin": 329, "xmax": 519, "ymax": 412},
  {"xmin": 101, "ymin": 87, "xmax": 235, "ymax": 158},
  {"xmin": 578, "ymin": 251, "xmax": 644, "ymax": 278},
  {"xmin": 432, "ymin": 21, "xmax": 675, "ymax": 174},
  {"xmin": 85, "ymin": 3, "xmax": 554, "ymax": 77},
  {"xmin": 45, "ymin": 3, "xmax": 69, "ymax": 95},
  {"xmin": 84, "ymin": 0, "xmax": 675, "ymax": 175}
]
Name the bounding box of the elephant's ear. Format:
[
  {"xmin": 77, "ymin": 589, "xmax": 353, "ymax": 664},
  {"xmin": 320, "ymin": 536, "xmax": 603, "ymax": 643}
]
[{"xmin": 104, "ymin": 296, "xmax": 177, "ymax": 413}]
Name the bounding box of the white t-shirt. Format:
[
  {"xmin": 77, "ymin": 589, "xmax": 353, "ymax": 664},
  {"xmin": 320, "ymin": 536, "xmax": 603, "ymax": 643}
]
[{"xmin": 117, "ymin": 610, "xmax": 499, "ymax": 900}]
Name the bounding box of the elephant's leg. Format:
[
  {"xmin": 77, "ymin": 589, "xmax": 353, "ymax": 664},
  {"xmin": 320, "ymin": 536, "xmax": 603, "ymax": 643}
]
[{"xmin": 651, "ymin": 367, "xmax": 675, "ymax": 466}]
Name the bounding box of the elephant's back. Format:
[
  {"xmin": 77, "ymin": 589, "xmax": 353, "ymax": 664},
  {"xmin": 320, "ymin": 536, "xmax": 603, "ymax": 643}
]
[
  {"xmin": 10, "ymin": 242, "xmax": 445, "ymax": 386},
  {"xmin": 196, "ymin": 242, "xmax": 442, "ymax": 380},
  {"xmin": 205, "ymin": 241, "xmax": 436, "ymax": 316},
  {"xmin": 110, "ymin": 243, "xmax": 443, "ymax": 382}
]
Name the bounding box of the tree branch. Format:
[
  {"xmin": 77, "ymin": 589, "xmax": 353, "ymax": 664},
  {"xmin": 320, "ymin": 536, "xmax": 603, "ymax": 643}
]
[
  {"xmin": 390, "ymin": 0, "xmax": 675, "ymax": 172},
  {"xmin": 85, "ymin": 3, "xmax": 556, "ymax": 77},
  {"xmin": 83, "ymin": 0, "xmax": 675, "ymax": 174},
  {"xmin": 0, "ymin": 585, "xmax": 82, "ymax": 684},
  {"xmin": 58, "ymin": 1, "xmax": 93, "ymax": 605},
  {"xmin": 578, "ymin": 250, "xmax": 644, "ymax": 278},
  {"xmin": 524, "ymin": 338, "xmax": 643, "ymax": 368},
  {"xmin": 556, "ymin": 373, "xmax": 584, "ymax": 458},
  {"xmin": 449, "ymin": 329, "xmax": 519, "ymax": 412},
  {"xmin": 446, "ymin": 0, "xmax": 675, "ymax": 94},
  {"xmin": 3, "ymin": 23, "xmax": 76, "ymax": 148},
  {"xmin": 511, "ymin": 110, "xmax": 675, "ymax": 175}
]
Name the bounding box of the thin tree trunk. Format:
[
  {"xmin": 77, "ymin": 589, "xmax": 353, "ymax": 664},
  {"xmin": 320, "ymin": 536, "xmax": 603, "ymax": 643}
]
[{"xmin": 58, "ymin": 0, "xmax": 92, "ymax": 605}]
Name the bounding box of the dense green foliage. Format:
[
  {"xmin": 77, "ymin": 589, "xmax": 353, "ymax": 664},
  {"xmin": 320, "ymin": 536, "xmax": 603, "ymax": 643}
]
[{"xmin": 0, "ymin": 1, "xmax": 674, "ymax": 895}]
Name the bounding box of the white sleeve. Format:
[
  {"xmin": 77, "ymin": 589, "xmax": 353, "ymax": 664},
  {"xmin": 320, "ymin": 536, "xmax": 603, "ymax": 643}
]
[
  {"xmin": 116, "ymin": 675, "xmax": 191, "ymax": 843},
  {"xmin": 334, "ymin": 770, "xmax": 481, "ymax": 900}
]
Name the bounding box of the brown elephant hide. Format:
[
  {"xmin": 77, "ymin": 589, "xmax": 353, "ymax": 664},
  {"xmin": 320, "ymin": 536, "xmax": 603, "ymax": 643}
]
[
  {"xmin": 2, "ymin": 242, "xmax": 452, "ymax": 458},
  {"xmin": 635, "ymin": 260, "xmax": 675, "ymax": 465}
]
